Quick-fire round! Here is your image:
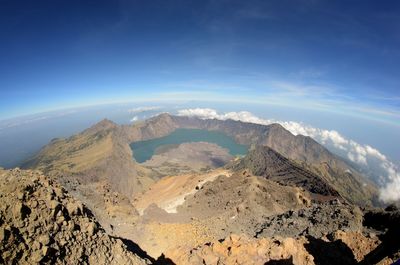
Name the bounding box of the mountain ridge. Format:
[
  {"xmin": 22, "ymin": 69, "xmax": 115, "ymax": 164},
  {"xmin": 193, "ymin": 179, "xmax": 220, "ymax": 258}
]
[
  {"xmin": 230, "ymin": 145, "xmax": 341, "ymax": 199},
  {"xmin": 22, "ymin": 113, "xmax": 378, "ymax": 206}
]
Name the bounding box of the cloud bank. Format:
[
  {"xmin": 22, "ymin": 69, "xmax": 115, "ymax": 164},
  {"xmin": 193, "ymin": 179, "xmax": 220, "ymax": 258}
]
[
  {"xmin": 177, "ymin": 108, "xmax": 400, "ymax": 202},
  {"xmin": 128, "ymin": 106, "xmax": 161, "ymax": 114},
  {"xmin": 128, "ymin": 106, "xmax": 162, "ymax": 123}
]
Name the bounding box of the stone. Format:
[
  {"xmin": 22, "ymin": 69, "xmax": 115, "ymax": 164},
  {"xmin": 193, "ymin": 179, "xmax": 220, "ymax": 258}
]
[
  {"xmin": 53, "ymin": 223, "xmax": 60, "ymax": 233},
  {"xmin": 59, "ymin": 238, "xmax": 67, "ymax": 247},
  {"xmin": 32, "ymin": 241, "xmax": 41, "ymax": 251},
  {"xmin": 16, "ymin": 191, "xmax": 25, "ymax": 200},
  {"xmin": 12, "ymin": 202, "xmax": 30, "ymax": 220},
  {"xmin": 42, "ymin": 246, "xmax": 49, "ymax": 256},
  {"xmin": 86, "ymin": 222, "xmax": 97, "ymax": 236},
  {"xmin": 38, "ymin": 234, "xmax": 51, "ymax": 246},
  {"xmin": 0, "ymin": 227, "xmax": 7, "ymax": 242},
  {"xmin": 67, "ymin": 220, "xmax": 75, "ymax": 231},
  {"xmin": 56, "ymin": 216, "xmax": 65, "ymax": 225},
  {"xmin": 30, "ymin": 200, "xmax": 38, "ymax": 208},
  {"xmin": 49, "ymin": 200, "xmax": 60, "ymax": 210},
  {"xmin": 12, "ymin": 202, "xmax": 23, "ymax": 219},
  {"xmin": 31, "ymin": 250, "xmax": 44, "ymax": 262},
  {"xmin": 66, "ymin": 201, "xmax": 83, "ymax": 216},
  {"xmin": 54, "ymin": 187, "xmax": 65, "ymax": 199}
]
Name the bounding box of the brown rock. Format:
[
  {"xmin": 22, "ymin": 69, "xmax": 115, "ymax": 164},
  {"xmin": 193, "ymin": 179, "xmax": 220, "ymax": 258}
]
[
  {"xmin": 42, "ymin": 245, "xmax": 49, "ymax": 256},
  {"xmin": 59, "ymin": 238, "xmax": 67, "ymax": 247},
  {"xmin": 30, "ymin": 199, "xmax": 38, "ymax": 208},
  {"xmin": 12, "ymin": 202, "xmax": 30, "ymax": 220},
  {"xmin": 86, "ymin": 222, "xmax": 98, "ymax": 236},
  {"xmin": 0, "ymin": 227, "xmax": 7, "ymax": 242},
  {"xmin": 66, "ymin": 201, "xmax": 83, "ymax": 216},
  {"xmin": 54, "ymin": 187, "xmax": 65, "ymax": 199},
  {"xmin": 332, "ymin": 231, "xmax": 380, "ymax": 262},
  {"xmin": 166, "ymin": 234, "xmax": 314, "ymax": 265},
  {"xmin": 31, "ymin": 250, "xmax": 44, "ymax": 262},
  {"xmin": 38, "ymin": 234, "xmax": 51, "ymax": 246},
  {"xmin": 49, "ymin": 200, "xmax": 60, "ymax": 210},
  {"xmin": 32, "ymin": 240, "xmax": 41, "ymax": 251},
  {"xmin": 16, "ymin": 191, "xmax": 25, "ymax": 200}
]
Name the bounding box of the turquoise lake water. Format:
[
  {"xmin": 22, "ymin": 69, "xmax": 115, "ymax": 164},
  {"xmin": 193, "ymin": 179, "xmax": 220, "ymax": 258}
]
[{"xmin": 130, "ymin": 128, "xmax": 248, "ymax": 163}]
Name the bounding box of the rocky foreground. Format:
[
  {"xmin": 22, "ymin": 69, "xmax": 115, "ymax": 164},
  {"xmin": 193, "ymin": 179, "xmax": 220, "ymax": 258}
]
[
  {"xmin": 0, "ymin": 168, "xmax": 150, "ymax": 264},
  {"xmin": 1, "ymin": 168, "xmax": 399, "ymax": 264},
  {"xmin": 166, "ymin": 231, "xmax": 388, "ymax": 265}
]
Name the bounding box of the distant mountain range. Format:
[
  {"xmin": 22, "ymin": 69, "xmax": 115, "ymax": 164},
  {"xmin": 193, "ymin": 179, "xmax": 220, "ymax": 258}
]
[{"xmin": 3, "ymin": 113, "xmax": 396, "ymax": 263}]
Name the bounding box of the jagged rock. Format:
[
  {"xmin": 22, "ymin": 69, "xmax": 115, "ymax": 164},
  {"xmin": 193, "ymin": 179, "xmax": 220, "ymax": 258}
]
[
  {"xmin": 31, "ymin": 250, "xmax": 44, "ymax": 263},
  {"xmin": 13, "ymin": 201, "xmax": 30, "ymax": 220},
  {"xmin": 0, "ymin": 169, "xmax": 150, "ymax": 265},
  {"xmin": 66, "ymin": 201, "xmax": 83, "ymax": 216},
  {"xmin": 17, "ymin": 191, "xmax": 25, "ymax": 200},
  {"xmin": 38, "ymin": 234, "xmax": 51, "ymax": 246},
  {"xmin": 0, "ymin": 227, "xmax": 6, "ymax": 241},
  {"xmin": 86, "ymin": 222, "xmax": 98, "ymax": 236},
  {"xmin": 30, "ymin": 199, "xmax": 38, "ymax": 208},
  {"xmin": 166, "ymin": 234, "xmax": 315, "ymax": 265},
  {"xmin": 255, "ymin": 201, "xmax": 363, "ymax": 238}
]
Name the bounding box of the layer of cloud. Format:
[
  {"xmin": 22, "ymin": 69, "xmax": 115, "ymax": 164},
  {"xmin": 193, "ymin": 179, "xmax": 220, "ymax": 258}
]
[
  {"xmin": 128, "ymin": 106, "xmax": 163, "ymax": 123},
  {"xmin": 0, "ymin": 109, "xmax": 78, "ymax": 131},
  {"xmin": 177, "ymin": 108, "xmax": 400, "ymax": 202},
  {"xmin": 128, "ymin": 106, "xmax": 161, "ymax": 114}
]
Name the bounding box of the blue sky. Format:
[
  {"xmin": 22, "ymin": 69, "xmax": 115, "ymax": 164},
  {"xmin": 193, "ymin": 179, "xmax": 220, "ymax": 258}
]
[{"xmin": 0, "ymin": 0, "xmax": 400, "ymax": 125}]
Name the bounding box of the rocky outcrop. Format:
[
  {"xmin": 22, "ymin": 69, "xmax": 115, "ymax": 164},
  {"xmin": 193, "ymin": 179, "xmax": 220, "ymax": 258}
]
[
  {"xmin": 255, "ymin": 200, "xmax": 363, "ymax": 238},
  {"xmin": 177, "ymin": 172, "xmax": 311, "ymax": 237},
  {"xmin": 166, "ymin": 231, "xmax": 398, "ymax": 265},
  {"xmin": 360, "ymin": 207, "xmax": 400, "ymax": 264},
  {"xmin": 230, "ymin": 146, "xmax": 340, "ymax": 198},
  {"xmin": 0, "ymin": 169, "xmax": 149, "ymax": 264},
  {"xmin": 166, "ymin": 234, "xmax": 314, "ymax": 265},
  {"xmin": 129, "ymin": 170, "xmax": 312, "ymax": 258}
]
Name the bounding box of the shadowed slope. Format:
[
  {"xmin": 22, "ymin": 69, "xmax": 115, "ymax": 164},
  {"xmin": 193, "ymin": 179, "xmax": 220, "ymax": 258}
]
[{"xmin": 230, "ymin": 146, "xmax": 340, "ymax": 198}]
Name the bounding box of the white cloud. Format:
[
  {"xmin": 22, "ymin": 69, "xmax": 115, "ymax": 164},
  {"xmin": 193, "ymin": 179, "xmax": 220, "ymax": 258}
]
[
  {"xmin": 366, "ymin": 145, "xmax": 387, "ymax": 161},
  {"xmin": 128, "ymin": 106, "xmax": 162, "ymax": 123},
  {"xmin": 177, "ymin": 108, "xmax": 400, "ymax": 202},
  {"xmin": 380, "ymin": 162, "xmax": 400, "ymax": 202},
  {"xmin": 178, "ymin": 108, "xmax": 220, "ymax": 119},
  {"xmin": 128, "ymin": 106, "xmax": 161, "ymax": 114}
]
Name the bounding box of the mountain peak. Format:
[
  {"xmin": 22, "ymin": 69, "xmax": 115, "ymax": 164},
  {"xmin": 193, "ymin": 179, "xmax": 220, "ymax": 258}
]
[
  {"xmin": 98, "ymin": 118, "xmax": 116, "ymax": 126},
  {"xmin": 232, "ymin": 145, "xmax": 341, "ymax": 198},
  {"xmin": 148, "ymin": 112, "xmax": 173, "ymax": 122},
  {"xmin": 85, "ymin": 119, "xmax": 117, "ymax": 134}
]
